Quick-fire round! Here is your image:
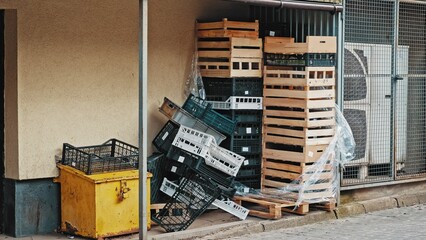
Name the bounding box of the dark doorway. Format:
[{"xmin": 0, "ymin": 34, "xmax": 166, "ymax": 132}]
[{"xmin": 0, "ymin": 9, "xmax": 5, "ymax": 234}]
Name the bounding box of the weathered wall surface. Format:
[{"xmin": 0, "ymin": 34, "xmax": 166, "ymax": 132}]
[{"xmin": 0, "ymin": 0, "xmax": 248, "ymax": 179}]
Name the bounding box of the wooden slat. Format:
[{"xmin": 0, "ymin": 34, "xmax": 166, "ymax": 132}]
[
  {"xmin": 263, "ymin": 109, "xmax": 307, "ymax": 118},
  {"xmin": 197, "ymin": 21, "xmax": 225, "ymax": 30},
  {"xmin": 263, "ymin": 126, "xmax": 305, "ymax": 138},
  {"xmin": 263, "ymin": 168, "xmax": 301, "ymax": 180},
  {"xmin": 306, "ymin": 128, "xmax": 335, "ymax": 137},
  {"xmin": 197, "ymin": 41, "xmax": 230, "ymax": 49},
  {"xmin": 263, "ymin": 160, "xmax": 303, "ymax": 174},
  {"xmin": 263, "ymin": 116, "xmax": 335, "ymax": 128},
  {"xmin": 263, "ymin": 77, "xmax": 335, "ymax": 87},
  {"xmin": 264, "ymin": 36, "xmax": 294, "ymax": 44},
  {"xmin": 306, "ymin": 36, "xmax": 337, "ymax": 53},
  {"xmin": 198, "ymin": 50, "xmax": 231, "ymax": 58},
  {"xmin": 198, "ymin": 30, "xmax": 258, "ymax": 39},
  {"xmin": 264, "ymin": 36, "xmax": 336, "ymax": 54},
  {"xmin": 262, "ymin": 148, "xmax": 305, "ymax": 163},
  {"xmin": 264, "ymin": 134, "xmax": 305, "ymax": 146}
]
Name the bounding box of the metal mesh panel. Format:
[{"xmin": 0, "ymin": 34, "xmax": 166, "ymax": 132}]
[
  {"xmin": 342, "ymin": 0, "xmax": 396, "ymax": 185},
  {"xmin": 396, "ymin": 1, "xmax": 426, "ymax": 178}
]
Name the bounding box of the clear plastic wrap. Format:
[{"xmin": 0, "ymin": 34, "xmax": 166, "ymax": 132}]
[
  {"xmin": 235, "ymin": 105, "xmax": 356, "ymax": 206},
  {"xmin": 184, "ymin": 53, "xmax": 206, "ymax": 100}
]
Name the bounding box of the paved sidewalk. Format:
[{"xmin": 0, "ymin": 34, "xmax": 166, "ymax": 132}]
[{"xmin": 227, "ymin": 204, "xmax": 426, "ymax": 240}]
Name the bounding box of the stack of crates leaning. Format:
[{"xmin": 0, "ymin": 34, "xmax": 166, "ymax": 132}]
[
  {"xmin": 197, "ymin": 18, "xmax": 264, "ymax": 189},
  {"xmin": 150, "ymin": 94, "xmax": 249, "ymax": 232},
  {"xmin": 262, "ymin": 36, "xmax": 337, "ymax": 201}
]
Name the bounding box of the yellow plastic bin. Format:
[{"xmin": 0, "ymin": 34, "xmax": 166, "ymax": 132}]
[{"xmin": 55, "ymin": 164, "xmax": 152, "ymax": 239}]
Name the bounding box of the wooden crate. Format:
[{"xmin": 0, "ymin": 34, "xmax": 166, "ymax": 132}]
[
  {"xmin": 198, "ymin": 37, "xmax": 263, "ymax": 78},
  {"xmin": 262, "ymin": 65, "xmax": 336, "ymax": 146},
  {"xmin": 197, "ymin": 18, "xmax": 259, "ymax": 39},
  {"xmin": 264, "ymin": 36, "xmax": 337, "ymax": 54},
  {"xmin": 261, "ymin": 158, "xmax": 336, "ymax": 202},
  {"xmin": 198, "ymin": 57, "xmax": 262, "ymax": 78},
  {"xmin": 198, "ymin": 37, "xmax": 262, "ymax": 59},
  {"xmin": 262, "ymin": 143, "xmax": 329, "ymax": 164},
  {"xmin": 263, "ymin": 65, "xmax": 335, "ymax": 99}
]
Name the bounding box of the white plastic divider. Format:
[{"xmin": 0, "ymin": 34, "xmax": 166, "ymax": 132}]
[
  {"xmin": 160, "ymin": 178, "xmax": 249, "ymax": 220},
  {"xmin": 207, "ymin": 96, "xmax": 263, "ymax": 110},
  {"xmin": 171, "ymin": 125, "xmax": 245, "ymax": 176},
  {"xmin": 172, "ymin": 125, "xmax": 216, "ymax": 158},
  {"xmin": 205, "ymin": 144, "xmax": 245, "ymax": 177}
]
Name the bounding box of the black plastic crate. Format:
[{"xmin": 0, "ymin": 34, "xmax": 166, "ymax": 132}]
[
  {"xmin": 235, "ymin": 122, "xmax": 262, "ymax": 136},
  {"xmin": 201, "ymin": 108, "xmax": 237, "ymax": 136},
  {"xmin": 232, "ymin": 110, "xmax": 263, "ymax": 124},
  {"xmin": 167, "ymin": 146, "xmax": 235, "ymax": 188},
  {"xmin": 237, "ymin": 165, "xmax": 261, "ymax": 178},
  {"xmin": 153, "ymin": 120, "xmax": 180, "ymax": 154},
  {"xmin": 230, "ymin": 135, "xmax": 262, "ymax": 155},
  {"xmin": 265, "ymin": 53, "xmax": 336, "ymax": 67},
  {"xmin": 236, "ymin": 176, "xmax": 261, "ymax": 189},
  {"xmin": 241, "ymin": 154, "xmax": 262, "ymax": 167},
  {"xmin": 164, "ymin": 158, "xmax": 236, "ymax": 199},
  {"xmin": 182, "ymin": 94, "xmax": 211, "ymax": 119},
  {"xmin": 61, "ymin": 138, "xmax": 138, "ymax": 175},
  {"xmin": 152, "ymin": 169, "xmax": 222, "ymax": 232},
  {"xmin": 203, "ymin": 77, "xmax": 263, "ymax": 97},
  {"xmin": 148, "ymin": 153, "xmax": 173, "ymax": 204}
]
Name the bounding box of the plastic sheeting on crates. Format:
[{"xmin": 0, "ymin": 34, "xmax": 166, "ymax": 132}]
[
  {"xmin": 185, "ymin": 53, "xmax": 206, "ymax": 100},
  {"xmin": 235, "ymin": 105, "xmax": 356, "ymax": 206}
]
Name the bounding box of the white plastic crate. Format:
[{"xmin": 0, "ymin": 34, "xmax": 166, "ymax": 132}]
[
  {"xmin": 204, "ymin": 144, "xmax": 245, "ymax": 177},
  {"xmin": 172, "ymin": 109, "xmax": 226, "ymax": 144},
  {"xmin": 172, "ymin": 125, "xmax": 216, "ymax": 158},
  {"xmin": 160, "ymin": 178, "xmax": 248, "ymax": 220},
  {"xmin": 207, "ymin": 97, "xmax": 263, "ymax": 110}
]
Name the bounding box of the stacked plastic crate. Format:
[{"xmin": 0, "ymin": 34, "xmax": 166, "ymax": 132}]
[
  {"xmin": 262, "ymin": 36, "xmax": 337, "ymax": 201},
  {"xmin": 151, "ymin": 95, "xmax": 249, "ymax": 232},
  {"xmin": 197, "ymin": 19, "xmax": 264, "ymax": 189}
]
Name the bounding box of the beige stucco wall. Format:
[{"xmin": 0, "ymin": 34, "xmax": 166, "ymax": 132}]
[{"xmin": 0, "ymin": 0, "xmax": 248, "ymax": 180}]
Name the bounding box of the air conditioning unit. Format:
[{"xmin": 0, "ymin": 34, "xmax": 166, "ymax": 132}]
[{"xmin": 344, "ymin": 43, "xmax": 408, "ymax": 166}]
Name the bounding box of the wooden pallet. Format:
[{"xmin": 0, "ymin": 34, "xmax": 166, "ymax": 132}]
[
  {"xmin": 233, "ymin": 194, "xmax": 309, "ymax": 219},
  {"xmin": 264, "ymin": 36, "xmax": 336, "ymax": 54},
  {"xmin": 197, "ymin": 18, "xmax": 259, "ymax": 39}
]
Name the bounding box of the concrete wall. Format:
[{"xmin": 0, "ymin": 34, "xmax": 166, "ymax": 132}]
[{"xmin": 0, "ymin": 0, "xmax": 249, "ymax": 180}]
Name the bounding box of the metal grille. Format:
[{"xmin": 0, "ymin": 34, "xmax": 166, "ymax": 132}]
[
  {"xmin": 343, "ymin": 0, "xmax": 426, "ymax": 185},
  {"xmin": 249, "ymin": 6, "xmax": 338, "ymax": 38},
  {"xmin": 396, "ymin": 1, "xmax": 426, "ymax": 179},
  {"xmin": 342, "ymin": 0, "xmax": 396, "ymax": 185}
]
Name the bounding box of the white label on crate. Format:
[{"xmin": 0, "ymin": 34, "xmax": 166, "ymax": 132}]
[
  {"xmin": 244, "ymin": 160, "xmax": 249, "ymax": 166},
  {"xmin": 178, "ymin": 156, "xmax": 185, "ymax": 163},
  {"xmin": 71, "ymin": 162, "xmax": 76, "ymax": 167},
  {"xmin": 242, "ymin": 147, "xmax": 249, "ymax": 152},
  {"xmin": 270, "ymin": 31, "xmax": 275, "ymax": 36},
  {"xmin": 171, "ymin": 166, "xmax": 177, "ymax": 173},
  {"xmin": 246, "ymin": 128, "xmax": 252, "ymax": 134},
  {"xmin": 244, "ymin": 187, "xmax": 250, "ymax": 193},
  {"xmin": 244, "ymin": 90, "xmax": 249, "ymax": 95},
  {"xmin": 162, "ymin": 132, "xmax": 169, "ymax": 140},
  {"xmin": 308, "ymin": 151, "xmax": 314, "ymax": 157}
]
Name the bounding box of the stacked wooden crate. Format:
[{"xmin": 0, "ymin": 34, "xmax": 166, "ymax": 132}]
[
  {"xmin": 262, "ymin": 36, "xmax": 337, "ymax": 202},
  {"xmin": 197, "ymin": 19, "xmax": 264, "ymax": 188},
  {"xmin": 197, "ymin": 18, "xmax": 263, "ymax": 78}
]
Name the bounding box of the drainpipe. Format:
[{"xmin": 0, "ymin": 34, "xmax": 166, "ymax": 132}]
[
  {"xmin": 139, "ymin": 0, "xmax": 148, "ymax": 240},
  {"xmin": 221, "ymin": 0, "xmax": 343, "ymax": 12}
]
